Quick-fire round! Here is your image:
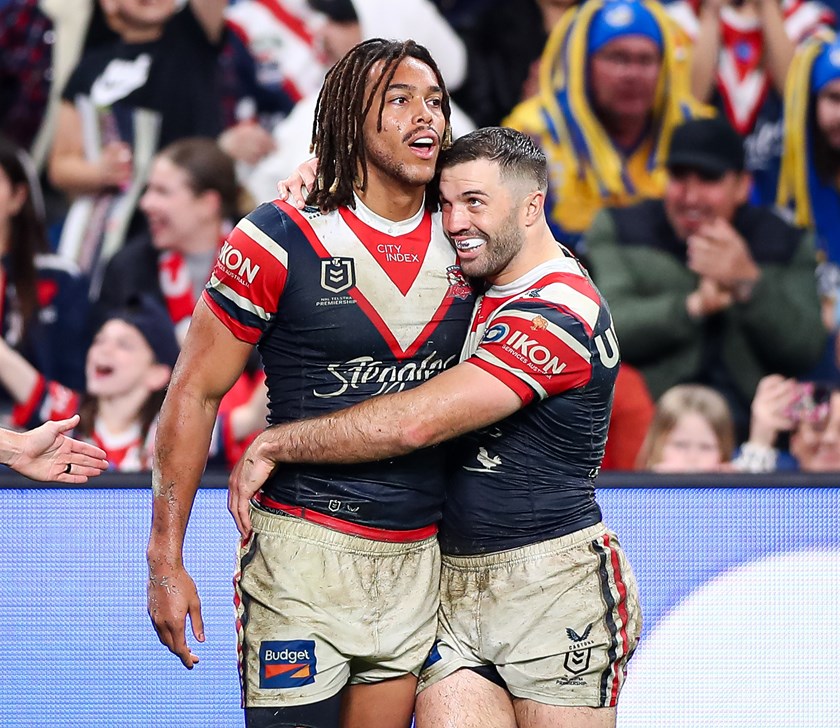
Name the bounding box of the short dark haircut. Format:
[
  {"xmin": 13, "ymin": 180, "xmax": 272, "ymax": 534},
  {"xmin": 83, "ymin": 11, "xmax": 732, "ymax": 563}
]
[
  {"xmin": 439, "ymin": 126, "xmax": 548, "ymax": 192},
  {"xmin": 308, "ymin": 38, "xmax": 452, "ymax": 212}
]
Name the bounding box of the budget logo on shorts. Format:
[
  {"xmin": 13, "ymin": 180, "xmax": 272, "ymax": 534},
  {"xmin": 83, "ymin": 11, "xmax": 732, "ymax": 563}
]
[
  {"xmin": 321, "ymin": 257, "xmax": 355, "ymax": 294},
  {"xmin": 259, "ymin": 640, "xmax": 317, "ymax": 688}
]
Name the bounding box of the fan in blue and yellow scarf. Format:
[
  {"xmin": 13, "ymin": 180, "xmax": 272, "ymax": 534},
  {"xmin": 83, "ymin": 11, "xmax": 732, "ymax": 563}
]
[
  {"xmin": 777, "ymin": 32, "xmax": 840, "ymax": 332},
  {"xmin": 504, "ymin": 0, "xmax": 709, "ymax": 252}
]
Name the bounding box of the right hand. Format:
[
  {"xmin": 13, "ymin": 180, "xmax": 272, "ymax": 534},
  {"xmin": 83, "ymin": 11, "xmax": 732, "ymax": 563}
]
[
  {"xmin": 748, "ymin": 374, "xmax": 798, "ymax": 446},
  {"xmin": 686, "ymin": 276, "xmax": 734, "ymax": 318},
  {"xmin": 147, "ymin": 561, "xmax": 205, "ymax": 669},
  {"xmin": 276, "ymin": 157, "xmax": 319, "ymax": 209},
  {"xmin": 99, "ymin": 141, "xmax": 133, "ymax": 190}
]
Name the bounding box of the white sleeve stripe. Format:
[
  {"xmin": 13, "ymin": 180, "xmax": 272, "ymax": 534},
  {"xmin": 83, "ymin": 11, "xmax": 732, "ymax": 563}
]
[
  {"xmin": 473, "ymin": 349, "xmax": 549, "ymax": 399},
  {"xmin": 500, "ymin": 310, "xmax": 592, "ymax": 362},
  {"xmin": 237, "ymin": 218, "xmax": 289, "ymax": 268},
  {"xmin": 209, "ymin": 275, "xmax": 271, "ymax": 321},
  {"xmin": 539, "ymin": 282, "xmax": 600, "ymax": 330}
]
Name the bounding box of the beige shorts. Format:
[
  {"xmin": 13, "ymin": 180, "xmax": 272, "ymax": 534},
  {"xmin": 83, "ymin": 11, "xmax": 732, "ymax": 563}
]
[
  {"xmin": 417, "ymin": 522, "xmax": 642, "ymax": 707},
  {"xmin": 235, "ymin": 506, "xmax": 440, "ymax": 708}
]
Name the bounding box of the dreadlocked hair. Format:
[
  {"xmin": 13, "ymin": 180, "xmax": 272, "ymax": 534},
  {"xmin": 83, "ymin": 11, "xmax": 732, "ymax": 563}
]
[{"xmin": 308, "ymin": 38, "xmax": 453, "ymax": 212}]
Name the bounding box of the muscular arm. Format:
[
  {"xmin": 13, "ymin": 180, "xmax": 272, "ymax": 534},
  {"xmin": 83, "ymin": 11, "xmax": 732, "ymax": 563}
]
[
  {"xmin": 228, "ymin": 362, "xmax": 522, "ymax": 534},
  {"xmin": 147, "ymin": 299, "xmax": 253, "ymax": 668}
]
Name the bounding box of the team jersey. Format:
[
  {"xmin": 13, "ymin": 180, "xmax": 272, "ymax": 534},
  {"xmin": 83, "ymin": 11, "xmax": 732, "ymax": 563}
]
[
  {"xmin": 203, "ymin": 196, "xmax": 475, "ymax": 537},
  {"xmin": 440, "ymin": 255, "xmax": 619, "ymax": 555}
]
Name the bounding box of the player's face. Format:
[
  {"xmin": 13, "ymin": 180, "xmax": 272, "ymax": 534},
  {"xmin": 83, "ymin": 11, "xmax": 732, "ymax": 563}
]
[
  {"xmin": 790, "ymin": 392, "xmax": 840, "ymax": 472},
  {"xmin": 816, "ymin": 79, "xmax": 840, "ymax": 151},
  {"xmin": 439, "ymin": 159, "xmax": 527, "ymax": 282},
  {"xmin": 360, "ymin": 57, "xmax": 447, "ymax": 190},
  {"xmin": 588, "ymin": 36, "xmax": 661, "ymax": 125},
  {"xmin": 663, "ymin": 168, "xmax": 750, "ymax": 239},
  {"xmin": 140, "ymin": 156, "xmax": 217, "ymax": 252},
  {"xmin": 654, "ymin": 412, "xmax": 724, "ymax": 472},
  {"xmin": 86, "ymin": 319, "xmax": 163, "ymax": 399}
]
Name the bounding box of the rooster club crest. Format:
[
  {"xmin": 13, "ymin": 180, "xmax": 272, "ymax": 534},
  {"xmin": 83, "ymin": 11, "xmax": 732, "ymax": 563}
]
[
  {"xmin": 531, "ymin": 315, "xmax": 549, "ymax": 331},
  {"xmin": 321, "ymin": 257, "xmax": 355, "ymax": 294},
  {"xmin": 563, "ymin": 624, "xmax": 593, "ymax": 676},
  {"xmin": 446, "ymin": 265, "xmax": 472, "ymax": 300}
]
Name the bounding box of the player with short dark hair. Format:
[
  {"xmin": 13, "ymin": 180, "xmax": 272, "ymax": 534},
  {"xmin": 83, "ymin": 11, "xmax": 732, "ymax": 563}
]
[{"xmin": 231, "ymin": 126, "xmax": 642, "ymax": 728}]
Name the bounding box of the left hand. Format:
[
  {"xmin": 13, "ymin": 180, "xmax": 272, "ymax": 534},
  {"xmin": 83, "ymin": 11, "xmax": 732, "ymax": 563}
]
[
  {"xmin": 276, "ymin": 157, "xmax": 319, "ymax": 209},
  {"xmin": 227, "ymin": 433, "xmax": 277, "ymax": 537},
  {"xmin": 686, "ymin": 218, "xmax": 760, "ymax": 289},
  {"xmin": 7, "ymin": 415, "xmax": 109, "ymax": 482}
]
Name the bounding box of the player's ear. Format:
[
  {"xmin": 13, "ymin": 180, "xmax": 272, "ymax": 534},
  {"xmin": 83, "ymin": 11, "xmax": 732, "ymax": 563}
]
[{"xmin": 522, "ymin": 189, "xmax": 545, "ymax": 227}]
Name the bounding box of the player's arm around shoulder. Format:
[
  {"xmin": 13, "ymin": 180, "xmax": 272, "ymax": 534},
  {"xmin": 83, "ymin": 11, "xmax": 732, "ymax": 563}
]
[
  {"xmin": 227, "ymin": 362, "xmax": 522, "ymax": 535},
  {"xmin": 147, "ymin": 298, "xmax": 254, "ymax": 669}
]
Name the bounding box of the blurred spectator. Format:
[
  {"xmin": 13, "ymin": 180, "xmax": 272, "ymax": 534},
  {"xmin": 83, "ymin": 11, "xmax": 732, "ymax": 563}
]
[
  {"xmin": 636, "ymin": 384, "xmax": 735, "ymax": 471},
  {"xmin": 734, "ymin": 374, "xmax": 840, "ymax": 471},
  {"xmin": 49, "ymin": 0, "xmax": 228, "ymax": 296},
  {"xmin": 504, "ymin": 0, "xmax": 707, "ymax": 252},
  {"xmin": 669, "ymin": 0, "xmax": 834, "ymax": 206},
  {"xmin": 245, "ymin": 0, "xmax": 473, "ymax": 203},
  {"xmin": 0, "ymin": 136, "xmax": 89, "ymax": 421},
  {"xmin": 442, "ymin": 0, "xmax": 580, "ymax": 128},
  {"xmin": 0, "ymin": 294, "xmax": 266, "ymax": 471},
  {"xmin": 0, "ymin": 0, "xmax": 61, "ymax": 156},
  {"xmin": 0, "ymin": 295, "xmax": 179, "ymax": 471},
  {"xmin": 95, "ymin": 137, "xmax": 245, "ymax": 345},
  {"xmin": 224, "ymin": 0, "xmax": 327, "ymax": 111},
  {"xmin": 777, "ymin": 33, "xmax": 840, "ymax": 374},
  {"xmin": 585, "ymin": 116, "xmax": 825, "ymax": 436}
]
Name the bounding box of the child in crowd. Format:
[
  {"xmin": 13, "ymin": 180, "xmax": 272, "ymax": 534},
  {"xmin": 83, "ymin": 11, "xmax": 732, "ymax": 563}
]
[
  {"xmin": 636, "ymin": 384, "xmax": 736, "ymax": 472},
  {"xmin": 0, "ymin": 296, "xmax": 265, "ymax": 471},
  {"xmin": 0, "ymin": 136, "xmax": 89, "ymax": 407}
]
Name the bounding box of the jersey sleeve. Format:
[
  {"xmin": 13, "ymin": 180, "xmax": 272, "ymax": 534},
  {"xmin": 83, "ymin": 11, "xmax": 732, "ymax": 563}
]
[
  {"xmin": 467, "ymin": 299, "xmax": 595, "ymax": 405},
  {"xmin": 203, "ymin": 203, "xmax": 290, "ymax": 344},
  {"xmin": 11, "ymin": 375, "xmax": 81, "ymax": 430}
]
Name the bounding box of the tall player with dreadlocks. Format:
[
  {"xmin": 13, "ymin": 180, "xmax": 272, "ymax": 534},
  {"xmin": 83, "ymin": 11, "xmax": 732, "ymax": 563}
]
[{"xmin": 146, "ymin": 39, "xmax": 474, "ymax": 728}]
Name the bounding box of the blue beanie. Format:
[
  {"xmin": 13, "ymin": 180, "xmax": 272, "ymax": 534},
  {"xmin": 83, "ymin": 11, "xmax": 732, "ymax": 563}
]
[
  {"xmin": 588, "ymin": 0, "xmax": 663, "ymax": 55},
  {"xmin": 109, "ymin": 295, "xmax": 181, "ymax": 369},
  {"xmin": 812, "ymin": 41, "xmax": 840, "ymax": 93}
]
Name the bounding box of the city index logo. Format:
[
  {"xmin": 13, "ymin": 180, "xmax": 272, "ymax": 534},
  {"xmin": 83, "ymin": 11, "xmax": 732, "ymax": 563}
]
[
  {"xmin": 219, "ymin": 241, "xmax": 260, "ymax": 284},
  {"xmin": 259, "ymin": 640, "xmax": 317, "ymax": 689}
]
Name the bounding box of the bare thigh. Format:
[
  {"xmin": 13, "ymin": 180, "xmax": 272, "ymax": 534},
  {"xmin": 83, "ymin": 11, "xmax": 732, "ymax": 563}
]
[
  {"xmin": 341, "ymin": 674, "xmax": 417, "ymax": 728},
  {"xmin": 415, "ymin": 669, "xmax": 517, "ymax": 728},
  {"xmin": 513, "ymin": 700, "xmax": 616, "ymax": 728}
]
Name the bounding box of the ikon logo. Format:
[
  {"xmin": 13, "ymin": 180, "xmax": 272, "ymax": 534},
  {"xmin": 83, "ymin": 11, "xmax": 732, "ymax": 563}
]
[{"xmin": 219, "ymin": 241, "xmax": 261, "ymax": 284}]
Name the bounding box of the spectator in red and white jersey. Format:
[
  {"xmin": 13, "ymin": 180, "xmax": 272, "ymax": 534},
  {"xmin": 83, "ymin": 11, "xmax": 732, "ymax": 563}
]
[{"xmin": 668, "ymin": 0, "xmax": 835, "ymax": 205}]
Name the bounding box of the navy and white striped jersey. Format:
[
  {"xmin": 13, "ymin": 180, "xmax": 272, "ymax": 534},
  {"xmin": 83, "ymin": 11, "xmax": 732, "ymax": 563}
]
[
  {"xmin": 204, "ymin": 196, "xmax": 475, "ymax": 536},
  {"xmin": 441, "ymin": 256, "xmax": 620, "ymax": 555}
]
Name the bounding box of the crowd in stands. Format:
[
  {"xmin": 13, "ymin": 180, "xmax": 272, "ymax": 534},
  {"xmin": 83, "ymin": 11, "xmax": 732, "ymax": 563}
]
[{"xmin": 3, "ymin": 0, "xmax": 840, "ymax": 474}]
